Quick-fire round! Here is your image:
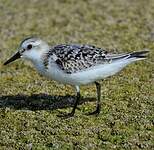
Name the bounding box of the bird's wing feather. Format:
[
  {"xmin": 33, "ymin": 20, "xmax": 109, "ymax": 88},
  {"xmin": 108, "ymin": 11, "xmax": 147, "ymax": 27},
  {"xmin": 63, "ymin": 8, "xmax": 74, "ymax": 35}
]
[{"xmin": 46, "ymin": 44, "xmax": 129, "ymax": 74}]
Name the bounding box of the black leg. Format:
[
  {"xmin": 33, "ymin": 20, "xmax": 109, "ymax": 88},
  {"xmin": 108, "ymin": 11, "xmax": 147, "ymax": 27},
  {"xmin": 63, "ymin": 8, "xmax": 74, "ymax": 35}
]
[
  {"xmin": 87, "ymin": 81, "xmax": 101, "ymax": 115},
  {"xmin": 69, "ymin": 91, "xmax": 80, "ymax": 116},
  {"xmin": 57, "ymin": 86, "xmax": 80, "ymax": 118}
]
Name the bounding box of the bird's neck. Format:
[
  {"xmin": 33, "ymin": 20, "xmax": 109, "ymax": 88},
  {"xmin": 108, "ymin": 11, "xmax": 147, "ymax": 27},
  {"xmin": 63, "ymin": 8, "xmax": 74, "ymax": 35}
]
[{"xmin": 32, "ymin": 58, "xmax": 46, "ymax": 75}]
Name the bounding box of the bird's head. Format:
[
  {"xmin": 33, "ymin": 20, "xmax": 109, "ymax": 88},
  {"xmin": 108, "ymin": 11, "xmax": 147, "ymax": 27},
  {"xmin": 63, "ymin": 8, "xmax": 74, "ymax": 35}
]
[{"xmin": 3, "ymin": 37, "xmax": 50, "ymax": 65}]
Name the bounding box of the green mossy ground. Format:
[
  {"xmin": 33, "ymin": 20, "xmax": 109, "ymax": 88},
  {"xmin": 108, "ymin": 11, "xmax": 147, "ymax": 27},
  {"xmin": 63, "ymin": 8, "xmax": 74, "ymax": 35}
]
[{"xmin": 0, "ymin": 0, "xmax": 153, "ymax": 149}]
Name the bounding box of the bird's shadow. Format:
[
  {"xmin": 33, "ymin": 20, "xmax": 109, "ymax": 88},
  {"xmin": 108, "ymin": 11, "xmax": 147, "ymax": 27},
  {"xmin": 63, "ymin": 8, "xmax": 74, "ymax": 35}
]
[{"xmin": 0, "ymin": 94, "xmax": 96, "ymax": 111}]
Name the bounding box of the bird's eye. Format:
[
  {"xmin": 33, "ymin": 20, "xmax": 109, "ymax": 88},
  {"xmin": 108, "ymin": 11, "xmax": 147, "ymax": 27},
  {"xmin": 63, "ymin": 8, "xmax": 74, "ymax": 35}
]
[{"xmin": 27, "ymin": 44, "xmax": 32, "ymax": 50}]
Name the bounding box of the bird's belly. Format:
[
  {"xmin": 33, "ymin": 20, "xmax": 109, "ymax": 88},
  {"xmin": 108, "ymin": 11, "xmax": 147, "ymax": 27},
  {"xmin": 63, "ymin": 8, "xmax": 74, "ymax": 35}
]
[
  {"xmin": 43, "ymin": 64, "xmax": 90, "ymax": 85},
  {"xmin": 68, "ymin": 60, "xmax": 131, "ymax": 85},
  {"xmin": 42, "ymin": 60, "xmax": 130, "ymax": 86}
]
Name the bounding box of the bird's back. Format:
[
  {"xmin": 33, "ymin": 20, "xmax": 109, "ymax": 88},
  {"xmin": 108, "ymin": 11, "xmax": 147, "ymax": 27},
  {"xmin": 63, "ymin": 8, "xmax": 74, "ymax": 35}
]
[{"xmin": 46, "ymin": 44, "xmax": 110, "ymax": 74}]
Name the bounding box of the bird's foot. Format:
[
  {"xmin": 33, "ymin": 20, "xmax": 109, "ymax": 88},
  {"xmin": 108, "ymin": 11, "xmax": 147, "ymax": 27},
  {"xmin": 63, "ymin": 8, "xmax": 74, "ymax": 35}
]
[{"xmin": 86, "ymin": 108, "xmax": 100, "ymax": 116}]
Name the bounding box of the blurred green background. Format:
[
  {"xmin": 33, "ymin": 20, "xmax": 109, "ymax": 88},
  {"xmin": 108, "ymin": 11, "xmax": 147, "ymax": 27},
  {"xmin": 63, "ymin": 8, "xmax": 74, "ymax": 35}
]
[{"xmin": 0, "ymin": 0, "xmax": 153, "ymax": 149}]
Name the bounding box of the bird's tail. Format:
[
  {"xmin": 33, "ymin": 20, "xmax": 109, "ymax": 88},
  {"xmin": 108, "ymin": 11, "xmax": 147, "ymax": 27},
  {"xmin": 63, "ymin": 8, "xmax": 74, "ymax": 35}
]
[
  {"xmin": 127, "ymin": 50, "xmax": 149, "ymax": 60},
  {"xmin": 107, "ymin": 50, "xmax": 149, "ymax": 62}
]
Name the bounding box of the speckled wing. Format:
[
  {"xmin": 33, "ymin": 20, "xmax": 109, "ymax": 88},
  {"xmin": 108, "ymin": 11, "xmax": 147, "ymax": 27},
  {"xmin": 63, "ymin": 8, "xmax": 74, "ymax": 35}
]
[
  {"xmin": 46, "ymin": 44, "xmax": 110, "ymax": 74},
  {"xmin": 45, "ymin": 44, "xmax": 131, "ymax": 74}
]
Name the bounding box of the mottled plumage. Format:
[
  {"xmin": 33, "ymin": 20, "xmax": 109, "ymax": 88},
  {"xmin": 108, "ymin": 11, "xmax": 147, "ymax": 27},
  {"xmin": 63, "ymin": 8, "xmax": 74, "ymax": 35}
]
[
  {"xmin": 44, "ymin": 44, "xmax": 132, "ymax": 74},
  {"xmin": 44, "ymin": 44, "xmax": 107, "ymax": 73}
]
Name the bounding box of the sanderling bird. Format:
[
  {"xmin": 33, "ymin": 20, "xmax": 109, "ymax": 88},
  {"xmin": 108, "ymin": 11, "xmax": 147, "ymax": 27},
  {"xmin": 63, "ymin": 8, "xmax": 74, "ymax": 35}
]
[{"xmin": 4, "ymin": 37, "xmax": 149, "ymax": 117}]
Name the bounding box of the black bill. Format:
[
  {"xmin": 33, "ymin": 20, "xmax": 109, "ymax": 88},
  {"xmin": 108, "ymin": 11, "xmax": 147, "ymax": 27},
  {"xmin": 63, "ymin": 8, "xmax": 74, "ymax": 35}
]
[{"xmin": 3, "ymin": 51, "xmax": 21, "ymax": 65}]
